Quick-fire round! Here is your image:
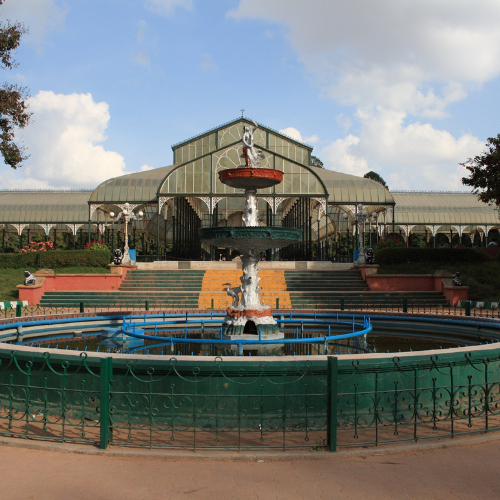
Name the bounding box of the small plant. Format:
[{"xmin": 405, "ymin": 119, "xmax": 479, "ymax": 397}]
[
  {"xmin": 375, "ymin": 235, "xmax": 405, "ymax": 250},
  {"xmin": 19, "ymin": 240, "xmax": 54, "ymax": 253},
  {"xmin": 84, "ymin": 240, "xmax": 108, "ymax": 251}
]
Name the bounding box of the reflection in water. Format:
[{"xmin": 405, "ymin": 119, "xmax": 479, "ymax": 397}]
[{"xmin": 24, "ymin": 325, "xmax": 479, "ymax": 356}]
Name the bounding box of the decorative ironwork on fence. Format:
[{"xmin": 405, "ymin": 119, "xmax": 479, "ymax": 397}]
[
  {"xmin": 1, "ymin": 345, "xmax": 500, "ymax": 451},
  {"xmin": 3, "ymin": 300, "xmax": 498, "ymax": 319}
]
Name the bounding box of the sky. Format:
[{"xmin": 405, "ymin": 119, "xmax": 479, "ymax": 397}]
[{"xmin": 1, "ymin": 0, "xmax": 500, "ymax": 192}]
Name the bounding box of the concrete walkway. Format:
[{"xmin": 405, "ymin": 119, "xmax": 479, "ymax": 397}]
[{"xmin": 1, "ymin": 435, "xmax": 500, "ymax": 499}]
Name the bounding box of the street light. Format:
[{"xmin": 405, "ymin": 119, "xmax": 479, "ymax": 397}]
[
  {"xmin": 110, "ymin": 203, "xmax": 144, "ymax": 265},
  {"xmin": 368, "ymin": 211, "xmax": 378, "ymax": 247},
  {"xmin": 342, "ymin": 205, "xmax": 378, "ymax": 265}
]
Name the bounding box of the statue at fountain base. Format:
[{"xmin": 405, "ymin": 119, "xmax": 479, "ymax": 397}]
[{"xmin": 222, "ymin": 307, "xmax": 281, "ymax": 337}]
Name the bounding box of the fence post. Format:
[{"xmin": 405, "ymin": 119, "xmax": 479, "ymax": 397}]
[
  {"xmin": 327, "ymin": 356, "xmax": 338, "ymax": 452},
  {"xmin": 465, "ymin": 301, "xmax": 471, "ymax": 317},
  {"xmin": 145, "ymin": 300, "xmax": 149, "ymax": 311},
  {"xmin": 79, "ymin": 302, "xmax": 84, "ymax": 313},
  {"xmin": 276, "ymin": 297, "xmax": 279, "ymax": 309},
  {"xmin": 15, "ymin": 303, "xmax": 21, "ymax": 317},
  {"xmin": 211, "ymin": 298, "xmax": 214, "ymax": 309},
  {"xmin": 403, "ymin": 298, "xmax": 408, "ymax": 313},
  {"xmin": 340, "ymin": 298, "xmax": 345, "ymax": 311},
  {"xmin": 100, "ymin": 357, "xmax": 113, "ymax": 450}
]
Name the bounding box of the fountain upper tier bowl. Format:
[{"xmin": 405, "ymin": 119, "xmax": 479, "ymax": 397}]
[
  {"xmin": 200, "ymin": 226, "xmax": 302, "ymax": 253},
  {"xmin": 219, "ymin": 168, "xmax": 283, "ymax": 190}
]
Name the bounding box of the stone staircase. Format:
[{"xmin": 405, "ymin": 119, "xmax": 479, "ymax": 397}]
[
  {"xmin": 38, "ymin": 268, "xmax": 449, "ymax": 310},
  {"xmin": 198, "ymin": 270, "xmax": 291, "ymax": 309},
  {"xmin": 285, "ymin": 270, "xmax": 447, "ymax": 309}
]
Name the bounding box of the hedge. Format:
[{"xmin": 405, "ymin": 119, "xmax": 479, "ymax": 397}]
[
  {"xmin": 0, "ymin": 250, "xmax": 111, "ymax": 269},
  {"xmin": 374, "ymin": 247, "xmax": 491, "ymax": 266}
]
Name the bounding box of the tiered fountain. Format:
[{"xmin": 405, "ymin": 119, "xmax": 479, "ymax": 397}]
[{"xmin": 200, "ymin": 122, "xmax": 302, "ymax": 343}]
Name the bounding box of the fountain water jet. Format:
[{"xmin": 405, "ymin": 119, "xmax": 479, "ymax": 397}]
[{"xmin": 200, "ymin": 122, "xmax": 302, "ymax": 340}]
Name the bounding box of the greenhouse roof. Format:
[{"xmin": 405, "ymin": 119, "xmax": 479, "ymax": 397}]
[
  {"xmin": 0, "ymin": 190, "xmax": 92, "ymax": 224},
  {"xmin": 314, "ymin": 168, "xmax": 395, "ymax": 205},
  {"xmin": 89, "ymin": 165, "xmax": 176, "ymax": 204},
  {"xmin": 392, "ymin": 191, "xmax": 500, "ymax": 226}
]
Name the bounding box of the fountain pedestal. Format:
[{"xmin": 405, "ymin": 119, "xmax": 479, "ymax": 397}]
[{"xmin": 201, "ymin": 168, "xmax": 301, "ymax": 340}]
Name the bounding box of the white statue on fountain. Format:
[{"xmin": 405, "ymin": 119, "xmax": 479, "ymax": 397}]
[
  {"xmin": 224, "ymin": 283, "xmax": 242, "ymax": 307},
  {"xmin": 241, "ymin": 120, "xmax": 265, "ymax": 168}
]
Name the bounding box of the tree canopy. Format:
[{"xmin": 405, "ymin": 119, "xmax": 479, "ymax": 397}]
[
  {"xmin": 310, "ymin": 155, "xmax": 323, "ymax": 168},
  {"xmin": 461, "ymin": 134, "xmax": 500, "ymax": 206},
  {"xmin": 0, "ymin": 0, "xmax": 31, "ymax": 169},
  {"xmin": 364, "ymin": 171, "xmax": 388, "ymax": 188}
]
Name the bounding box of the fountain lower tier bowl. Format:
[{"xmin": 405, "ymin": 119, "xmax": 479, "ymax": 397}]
[
  {"xmin": 218, "ymin": 168, "xmax": 283, "ymax": 190},
  {"xmin": 200, "ymin": 226, "xmax": 302, "ymax": 253}
]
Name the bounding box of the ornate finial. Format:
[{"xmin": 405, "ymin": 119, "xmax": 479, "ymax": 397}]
[{"xmin": 240, "ymin": 109, "xmax": 245, "ymax": 117}]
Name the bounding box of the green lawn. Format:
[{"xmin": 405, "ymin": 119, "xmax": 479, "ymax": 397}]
[
  {"xmin": 0, "ymin": 267, "xmax": 110, "ymax": 302},
  {"xmin": 377, "ymin": 261, "xmax": 500, "ymax": 302}
]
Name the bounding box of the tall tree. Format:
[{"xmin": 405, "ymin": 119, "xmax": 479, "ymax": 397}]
[
  {"xmin": 0, "ymin": 0, "xmax": 31, "ymax": 169},
  {"xmin": 310, "ymin": 155, "xmax": 323, "ymax": 168},
  {"xmin": 461, "ymin": 134, "xmax": 500, "ymax": 206},
  {"xmin": 364, "ymin": 171, "xmax": 388, "ymax": 188}
]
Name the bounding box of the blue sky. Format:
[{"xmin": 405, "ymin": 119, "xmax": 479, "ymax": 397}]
[{"xmin": 2, "ymin": 0, "xmax": 500, "ymax": 191}]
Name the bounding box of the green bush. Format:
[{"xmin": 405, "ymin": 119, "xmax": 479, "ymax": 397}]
[
  {"xmin": 375, "ymin": 247, "xmax": 491, "ymax": 266},
  {"xmin": 375, "ymin": 235, "xmax": 405, "ymax": 250},
  {"xmin": 0, "ymin": 250, "xmax": 111, "ymax": 269}
]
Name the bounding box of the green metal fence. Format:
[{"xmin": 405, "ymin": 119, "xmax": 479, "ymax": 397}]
[
  {"xmin": 0, "ymin": 349, "xmax": 330, "ymax": 451},
  {"xmin": 1, "ymin": 345, "xmax": 500, "ymax": 451},
  {"xmin": 3, "ymin": 301, "xmax": 498, "ymax": 319},
  {"xmin": 336, "ymin": 350, "xmax": 500, "ymax": 447}
]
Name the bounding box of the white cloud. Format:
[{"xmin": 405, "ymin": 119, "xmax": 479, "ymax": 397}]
[
  {"xmin": 14, "ymin": 91, "xmax": 125, "ymax": 189},
  {"xmin": 131, "ymin": 51, "xmax": 150, "ymax": 66},
  {"xmin": 305, "ymin": 134, "xmax": 319, "ymax": 144},
  {"xmin": 1, "ymin": 0, "xmax": 67, "ymax": 51},
  {"xmin": 145, "ymin": 0, "xmax": 192, "ymax": 17},
  {"xmin": 321, "ymin": 134, "xmax": 368, "ymax": 177},
  {"xmin": 139, "ymin": 164, "xmax": 154, "ymax": 171},
  {"xmin": 279, "ymin": 127, "xmax": 319, "ymax": 145},
  {"xmin": 230, "ymin": 0, "xmax": 500, "ymax": 114},
  {"xmin": 336, "ymin": 114, "xmax": 352, "ymax": 132},
  {"xmin": 231, "ymin": 0, "xmax": 499, "ymax": 189},
  {"xmin": 137, "ymin": 20, "xmax": 148, "ymax": 43},
  {"xmin": 320, "ymin": 109, "xmax": 484, "ymax": 189},
  {"xmin": 199, "ymin": 53, "xmax": 217, "ymax": 71},
  {"xmin": 279, "ymin": 127, "xmax": 303, "ymax": 142}
]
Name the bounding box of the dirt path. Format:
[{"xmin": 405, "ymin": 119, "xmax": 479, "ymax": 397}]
[{"xmin": 0, "ymin": 437, "xmax": 499, "ymax": 499}]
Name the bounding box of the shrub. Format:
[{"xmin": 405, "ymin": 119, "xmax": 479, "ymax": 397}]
[
  {"xmin": 375, "ymin": 235, "xmax": 405, "ymax": 250},
  {"xmin": 375, "ymin": 247, "xmax": 491, "ymax": 266},
  {"xmin": 84, "ymin": 240, "xmax": 108, "ymax": 251},
  {"xmin": 481, "ymin": 243, "xmax": 500, "ymax": 259},
  {"xmin": 19, "ymin": 241, "xmax": 54, "ymax": 253},
  {"xmin": 0, "ymin": 250, "xmax": 111, "ymax": 269}
]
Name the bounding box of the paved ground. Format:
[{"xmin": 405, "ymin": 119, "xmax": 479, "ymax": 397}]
[{"xmin": 1, "ymin": 436, "xmax": 500, "ymax": 499}]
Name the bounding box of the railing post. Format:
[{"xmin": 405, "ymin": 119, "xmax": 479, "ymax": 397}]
[
  {"xmin": 276, "ymin": 297, "xmax": 279, "ymax": 309},
  {"xmin": 465, "ymin": 301, "xmax": 471, "ymax": 317},
  {"xmin": 340, "ymin": 298, "xmax": 345, "ymax": 311},
  {"xmin": 79, "ymin": 302, "xmax": 84, "ymax": 313},
  {"xmin": 211, "ymin": 298, "xmax": 214, "ymax": 310},
  {"xmin": 403, "ymin": 298, "xmax": 408, "ymax": 313},
  {"xmin": 100, "ymin": 357, "xmax": 113, "ymax": 450},
  {"xmin": 328, "ymin": 356, "xmax": 338, "ymax": 452},
  {"xmin": 145, "ymin": 300, "xmax": 149, "ymax": 311},
  {"xmin": 15, "ymin": 303, "xmax": 21, "ymax": 317}
]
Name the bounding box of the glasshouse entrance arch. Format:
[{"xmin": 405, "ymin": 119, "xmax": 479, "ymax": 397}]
[{"xmin": 85, "ymin": 118, "xmax": 397, "ymax": 262}]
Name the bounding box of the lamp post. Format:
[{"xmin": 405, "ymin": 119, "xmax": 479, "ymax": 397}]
[
  {"xmin": 342, "ymin": 205, "xmax": 378, "ymax": 265},
  {"xmin": 110, "ymin": 203, "xmax": 143, "ymax": 265},
  {"xmin": 368, "ymin": 211, "xmax": 378, "ymax": 247}
]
